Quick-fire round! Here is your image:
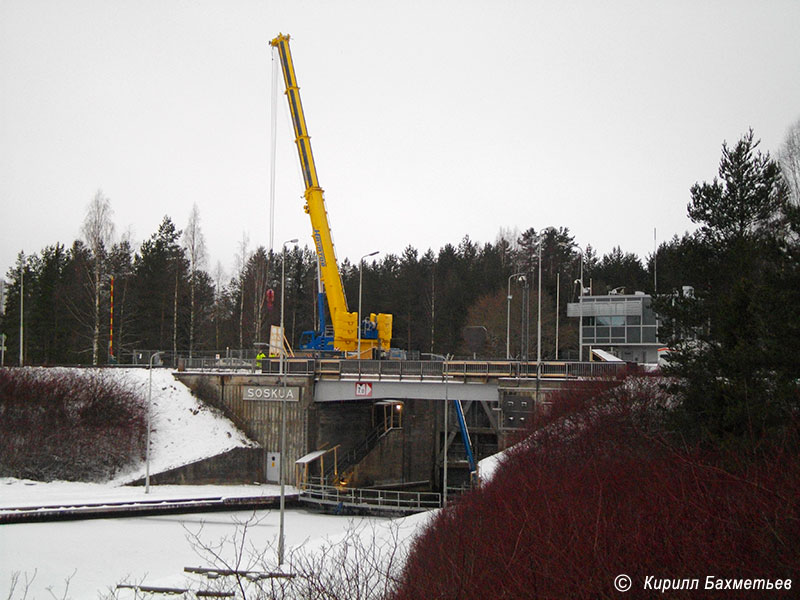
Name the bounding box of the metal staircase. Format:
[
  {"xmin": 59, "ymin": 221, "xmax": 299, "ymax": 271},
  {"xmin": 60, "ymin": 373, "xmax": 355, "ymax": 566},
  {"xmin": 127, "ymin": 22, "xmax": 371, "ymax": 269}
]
[{"xmin": 323, "ymin": 423, "xmax": 399, "ymax": 484}]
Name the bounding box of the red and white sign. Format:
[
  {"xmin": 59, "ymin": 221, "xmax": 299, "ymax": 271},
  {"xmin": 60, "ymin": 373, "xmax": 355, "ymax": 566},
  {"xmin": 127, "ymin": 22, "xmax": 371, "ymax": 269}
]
[{"xmin": 355, "ymin": 382, "xmax": 373, "ymax": 397}]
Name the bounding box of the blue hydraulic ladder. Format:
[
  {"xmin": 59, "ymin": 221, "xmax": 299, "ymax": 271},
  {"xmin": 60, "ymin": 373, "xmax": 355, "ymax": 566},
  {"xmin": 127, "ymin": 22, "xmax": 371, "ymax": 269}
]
[{"xmin": 453, "ymin": 399, "xmax": 478, "ymax": 483}]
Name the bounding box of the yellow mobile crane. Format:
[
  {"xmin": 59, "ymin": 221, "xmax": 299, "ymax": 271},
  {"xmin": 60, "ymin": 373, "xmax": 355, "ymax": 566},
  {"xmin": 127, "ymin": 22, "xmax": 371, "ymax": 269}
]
[{"xmin": 270, "ymin": 34, "xmax": 392, "ymax": 356}]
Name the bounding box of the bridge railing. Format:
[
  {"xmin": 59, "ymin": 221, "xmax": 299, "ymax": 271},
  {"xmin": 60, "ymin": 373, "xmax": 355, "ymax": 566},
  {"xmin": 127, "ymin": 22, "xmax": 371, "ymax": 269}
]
[
  {"xmin": 314, "ymin": 359, "xmax": 627, "ymax": 381},
  {"xmin": 184, "ymin": 356, "xmax": 628, "ymax": 381},
  {"xmin": 300, "ymin": 483, "xmax": 441, "ymax": 513},
  {"xmin": 323, "ymin": 424, "xmax": 400, "ymax": 482},
  {"xmin": 260, "ymin": 358, "xmax": 317, "ymax": 375},
  {"xmin": 333, "ymin": 360, "xmax": 446, "ymax": 380}
]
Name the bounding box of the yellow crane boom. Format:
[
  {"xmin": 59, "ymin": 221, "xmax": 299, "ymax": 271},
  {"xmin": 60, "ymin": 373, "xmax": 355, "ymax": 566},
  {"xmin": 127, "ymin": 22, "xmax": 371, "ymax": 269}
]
[{"xmin": 270, "ymin": 33, "xmax": 392, "ymax": 355}]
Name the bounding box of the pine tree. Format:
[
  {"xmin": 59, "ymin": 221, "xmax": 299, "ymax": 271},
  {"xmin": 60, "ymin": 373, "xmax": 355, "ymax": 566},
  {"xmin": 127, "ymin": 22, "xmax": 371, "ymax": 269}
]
[
  {"xmin": 659, "ymin": 130, "xmax": 797, "ymax": 446},
  {"xmin": 132, "ymin": 217, "xmax": 188, "ymax": 352}
]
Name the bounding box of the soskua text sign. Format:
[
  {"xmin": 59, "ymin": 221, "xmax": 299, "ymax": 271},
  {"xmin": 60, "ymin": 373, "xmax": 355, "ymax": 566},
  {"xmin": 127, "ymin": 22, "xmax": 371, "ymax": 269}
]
[{"xmin": 243, "ymin": 386, "xmax": 300, "ymax": 401}]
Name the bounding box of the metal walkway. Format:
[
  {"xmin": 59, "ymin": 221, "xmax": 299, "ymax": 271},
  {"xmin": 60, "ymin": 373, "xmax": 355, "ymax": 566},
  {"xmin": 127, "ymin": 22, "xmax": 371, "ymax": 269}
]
[{"xmin": 298, "ymin": 483, "xmax": 440, "ymax": 515}]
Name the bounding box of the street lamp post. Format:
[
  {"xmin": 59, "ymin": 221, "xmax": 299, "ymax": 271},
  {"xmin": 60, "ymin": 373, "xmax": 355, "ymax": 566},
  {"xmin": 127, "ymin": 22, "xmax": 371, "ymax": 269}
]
[
  {"xmin": 278, "ymin": 238, "xmax": 297, "ymax": 567},
  {"xmin": 576, "ymin": 247, "xmax": 585, "ymax": 361},
  {"xmin": 357, "ymin": 251, "xmax": 380, "ymax": 360},
  {"xmin": 19, "ymin": 254, "xmax": 24, "ymax": 366},
  {"xmin": 536, "ymin": 239, "xmax": 543, "ymax": 398},
  {"xmin": 555, "ymin": 272, "xmax": 560, "ymax": 359},
  {"xmin": 145, "ymin": 351, "xmax": 162, "ymax": 494},
  {"xmin": 506, "ymin": 272, "xmax": 527, "ymax": 359},
  {"xmin": 521, "ymin": 276, "xmax": 530, "ymax": 361},
  {"xmin": 442, "ymin": 353, "xmax": 453, "ymax": 505},
  {"xmin": 536, "ymin": 238, "xmax": 542, "ymax": 367}
]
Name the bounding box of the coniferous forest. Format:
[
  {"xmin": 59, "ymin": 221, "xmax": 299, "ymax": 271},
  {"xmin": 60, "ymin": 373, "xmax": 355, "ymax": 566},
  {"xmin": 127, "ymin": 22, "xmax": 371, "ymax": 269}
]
[
  {"xmin": 2, "ymin": 127, "xmax": 799, "ymax": 370},
  {"xmin": 0, "ymin": 211, "xmax": 672, "ymax": 365}
]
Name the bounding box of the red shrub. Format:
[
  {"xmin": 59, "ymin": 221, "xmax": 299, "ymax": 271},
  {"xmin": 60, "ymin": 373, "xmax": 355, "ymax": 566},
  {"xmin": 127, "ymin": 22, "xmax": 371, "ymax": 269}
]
[
  {"xmin": 394, "ymin": 375, "xmax": 800, "ymax": 599},
  {"xmin": 0, "ymin": 367, "xmax": 147, "ymax": 481}
]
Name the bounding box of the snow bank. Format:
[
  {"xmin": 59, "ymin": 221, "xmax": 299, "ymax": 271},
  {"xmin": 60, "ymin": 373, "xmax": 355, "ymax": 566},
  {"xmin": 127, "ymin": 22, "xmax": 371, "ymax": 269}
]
[
  {"xmin": 477, "ymin": 450, "xmax": 506, "ymax": 482},
  {"xmin": 107, "ymin": 368, "xmax": 256, "ymax": 484},
  {"xmin": 0, "ymin": 368, "xmax": 438, "ymax": 600}
]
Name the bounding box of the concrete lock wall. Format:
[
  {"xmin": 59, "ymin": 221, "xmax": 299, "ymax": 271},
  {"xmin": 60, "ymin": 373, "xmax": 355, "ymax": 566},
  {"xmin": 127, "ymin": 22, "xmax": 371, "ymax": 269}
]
[
  {"xmin": 129, "ymin": 447, "xmax": 266, "ymax": 486},
  {"xmin": 172, "ymin": 371, "xmax": 566, "ymax": 490},
  {"xmin": 309, "ymin": 400, "xmax": 375, "ymax": 457},
  {"xmin": 355, "ymin": 399, "xmax": 438, "ymax": 488},
  {"xmin": 175, "ymin": 372, "xmax": 315, "ymax": 484}
]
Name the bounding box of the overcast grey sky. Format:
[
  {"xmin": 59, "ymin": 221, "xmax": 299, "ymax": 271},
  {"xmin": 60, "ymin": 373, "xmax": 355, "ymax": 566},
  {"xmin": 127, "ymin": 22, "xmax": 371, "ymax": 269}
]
[{"xmin": 2, "ymin": 0, "xmax": 799, "ymax": 280}]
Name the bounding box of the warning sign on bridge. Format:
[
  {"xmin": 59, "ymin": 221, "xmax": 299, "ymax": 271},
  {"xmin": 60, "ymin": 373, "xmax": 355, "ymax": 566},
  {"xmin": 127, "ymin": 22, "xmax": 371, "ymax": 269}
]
[{"xmin": 355, "ymin": 382, "xmax": 373, "ymax": 397}]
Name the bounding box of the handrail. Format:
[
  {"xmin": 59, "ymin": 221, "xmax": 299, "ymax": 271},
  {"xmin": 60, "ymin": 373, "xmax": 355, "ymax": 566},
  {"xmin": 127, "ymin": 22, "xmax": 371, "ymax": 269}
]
[
  {"xmin": 300, "ymin": 482, "xmax": 441, "ymax": 513},
  {"xmin": 324, "ymin": 424, "xmax": 399, "ymax": 481},
  {"xmin": 184, "ymin": 357, "xmax": 629, "ymax": 380}
]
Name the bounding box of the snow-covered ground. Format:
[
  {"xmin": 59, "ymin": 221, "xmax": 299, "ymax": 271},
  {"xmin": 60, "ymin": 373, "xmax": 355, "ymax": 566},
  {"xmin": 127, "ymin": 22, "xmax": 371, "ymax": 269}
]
[
  {"xmin": 107, "ymin": 368, "xmax": 257, "ymax": 484},
  {"xmin": 0, "ymin": 368, "xmax": 435, "ymax": 599},
  {"xmin": 476, "ymin": 449, "xmax": 505, "ymax": 482},
  {"xmin": 1, "ymin": 503, "xmax": 432, "ymax": 599}
]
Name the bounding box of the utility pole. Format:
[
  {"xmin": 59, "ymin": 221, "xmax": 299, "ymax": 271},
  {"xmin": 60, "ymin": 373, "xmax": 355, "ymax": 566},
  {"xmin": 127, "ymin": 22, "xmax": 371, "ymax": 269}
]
[
  {"xmin": 555, "ymin": 271, "xmax": 560, "ymax": 359},
  {"xmin": 278, "ymin": 238, "xmax": 297, "ymax": 568},
  {"xmin": 537, "ymin": 238, "xmax": 542, "ymax": 367},
  {"xmin": 536, "ymin": 239, "xmax": 542, "ymax": 403},
  {"xmin": 653, "ymin": 227, "xmax": 658, "ymax": 294},
  {"xmin": 109, "ymin": 275, "xmax": 115, "ymax": 362},
  {"xmin": 442, "ymin": 354, "xmax": 452, "ymax": 505},
  {"xmin": 506, "ymin": 272, "xmax": 526, "ymax": 359},
  {"xmin": 357, "ymin": 251, "xmax": 380, "ymax": 359},
  {"xmin": 19, "ymin": 254, "xmax": 24, "ymax": 366}
]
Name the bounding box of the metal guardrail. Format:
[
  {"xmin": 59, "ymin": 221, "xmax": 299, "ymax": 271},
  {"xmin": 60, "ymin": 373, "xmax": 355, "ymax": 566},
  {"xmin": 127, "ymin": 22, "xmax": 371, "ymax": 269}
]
[
  {"xmin": 314, "ymin": 359, "xmax": 626, "ymax": 381},
  {"xmin": 323, "ymin": 425, "xmax": 398, "ymax": 482},
  {"xmin": 183, "ymin": 357, "xmax": 257, "ymax": 371},
  {"xmin": 182, "ymin": 356, "xmax": 628, "ymax": 381},
  {"xmin": 299, "ymin": 483, "xmax": 441, "ymax": 514}
]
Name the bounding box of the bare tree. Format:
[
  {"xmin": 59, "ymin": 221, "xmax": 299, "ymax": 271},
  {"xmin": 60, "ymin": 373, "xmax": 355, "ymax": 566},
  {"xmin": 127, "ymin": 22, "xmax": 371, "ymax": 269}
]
[
  {"xmin": 108, "ymin": 513, "xmax": 415, "ymax": 600},
  {"xmin": 212, "ymin": 260, "xmax": 227, "ymax": 349},
  {"xmin": 495, "ymin": 226, "xmax": 520, "ymax": 269},
  {"xmin": 779, "ymin": 117, "xmax": 800, "ymax": 205},
  {"xmin": 81, "ymin": 190, "xmax": 115, "ymax": 365},
  {"xmin": 183, "ymin": 204, "xmax": 207, "ymax": 358},
  {"xmin": 235, "ymin": 232, "xmax": 250, "ymax": 350}
]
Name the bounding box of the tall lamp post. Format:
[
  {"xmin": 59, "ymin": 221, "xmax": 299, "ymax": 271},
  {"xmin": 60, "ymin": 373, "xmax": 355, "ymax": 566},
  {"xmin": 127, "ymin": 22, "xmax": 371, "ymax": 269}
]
[
  {"xmin": 555, "ymin": 272, "xmax": 560, "ymax": 360},
  {"xmin": 536, "ymin": 238, "xmax": 542, "ymax": 367},
  {"xmin": 19, "ymin": 254, "xmax": 24, "ymax": 366},
  {"xmin": 357, "ymin": 251, "xmax": 380, "ymax": 359},
  {"xmin": 536, "ymin": 239, "xmax": 543, "ymax": 397},
  {"xmin": 506, "ymin": 272, "xmax": 527, "ymax": 359},
  {"xmin": 278, "ymin": 238, "xmax": 297, "ymax": 568},
  {"xmin": 145, "ymin": 351, "xmax": 162, "ymax": 494},
  {"xmin": 575, "ymin": 247, "xmax": 585, "ymax": 361},
  {"xmin": 442, "ymin": 353, "xmax": 453, "ymax": 505}
]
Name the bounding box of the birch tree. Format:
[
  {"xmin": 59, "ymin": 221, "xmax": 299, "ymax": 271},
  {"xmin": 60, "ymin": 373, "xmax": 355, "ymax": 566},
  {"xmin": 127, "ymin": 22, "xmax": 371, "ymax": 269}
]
[
  {"xmin": 212, "ymin": 260, "xmax": 226, "ymax": 350},
  {"xmin": 235, "ymin": 232, "xmax": 250, "ymax": 350},
  {"xmin": 779, "ymin": 117, "xmax": 800, "ymax": 206},
  {"xmin": 81, "ymin": 190, "xmax": 114, "ymax": 365},
  {"xmin": 183, "ymin": 204, "xmax": 206, "ymax": 358}
]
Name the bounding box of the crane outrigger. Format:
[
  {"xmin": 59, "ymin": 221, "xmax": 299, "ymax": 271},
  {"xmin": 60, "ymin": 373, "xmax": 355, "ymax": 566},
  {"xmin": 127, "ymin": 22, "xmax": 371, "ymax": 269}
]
[{"xmin": 270, "ymin": 34, "xmax": 392, "ymax": 356}]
